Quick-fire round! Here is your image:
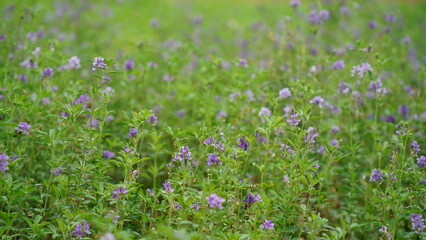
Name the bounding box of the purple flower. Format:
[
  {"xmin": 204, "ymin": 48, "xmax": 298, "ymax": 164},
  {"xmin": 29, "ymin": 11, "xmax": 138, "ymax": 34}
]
[
  {"xmin": 238, "ymin": 58, "xmax": 248, "ymax": 68},
  {"xmin": 0, "ymin": 153, "xmax": 10, "ymax": 172},
  {"xmin": 287, "ymin": 113, "xmax": 301, "ymax": 126},
  {"xmin": 112, "ymin": 186, "xmax": 128, "ymax": 198},
  {"xmin": 258, "ymin": 107, "xmax": 271, "ymax": 122},
  {"xmin": 41, "ymin": 97, "xmax": 50, "ymax": 105},
  {"xmin": 150, "ymin": 18, "xmax": 159, "ymax": 27},
  {"xmin": 281, "ymin": 144, "xmax": 295, "ymax": 154},
  {"xmin": 331, "ymin": 139, "xmax": 341, "ymax": 149},
  {"xmin": 206, "ymin": 193, "xmax": 225, "ymax": 209},
  {"xmin": 410, "ymin": 213, "xmax": 425, "ymax": 233},
  {"xmin": 398, "ymin": 105, "xmax": 409, "ymax": 119},
  {"xmin": 147, "ymin": 115, "xmax": 158, "ymax": 125},
  {"xmin": 176, "ymin": 109, "xmax": 185, "ymax": 118},
  {"xmin": 242, "ymin": 193, "xmax": 262, "ymax": 209},
  {"xmin": 216, "ymin": 110, "xmax": 227, "ymax": 119},
  {"xmin": 384, "ymin": 15, "xmax": 396, "ymax": 22},
  {"xmin": 351, "ymin": 62, "xmax": 373, "ymax": 78},
  {"xmin": 290, "ymin": 0, "xmax": 300, "ymax": 7},
  {"xmin": 401, "ymin": 36, "xmax": 411, "ymax": 44},
  {"xmin": 330, "ymin": 60, "xmax": 345, "ymax": 70},
  {"xmin": 92, "ymin": 57, "xmax": 108, "ymax": 71},
  {"xmin": 411, "ymin": 141, "xmax": 420, "ymax": 156},
  {"xmin": 124, "ymin": 59, "xmax": 134, "ymax": 71},
  {"xmin": 100, "ymin": 233, "xmax": 116, "ymax": 240},
  {"xmin": 0, "ymin": 35, "xmax": 6, "ymax": 41},
  {"xmin": 20, "ymin": 58, "xmax": 38, "ymax": 69},
  {"xmin": 207, "ymin": 153, "xmax": 221, "ymax": 166},
  {"xmin": 304, "ymin": 127, "xmax": 319, "ymax": 146},
  {"xmin": 103, "ymin": 150, "xmax": 115, "ymax": 159},
  {"xmin": 148, "ymin": 61, "xmax": 158, "ymax": 68},
  {"xmin": 73, "ymin": 94, "xmax": 89, "ymax": 105},
  {"xmin": 128, "ymin": 128, "xmax": 138, "ymax": 137},
  {"xmin": 162, "ymin": 74, "xmax": 174, "ymax": 82},
  {"xmin": 147, "ymin": 188, "xmax": 153, "ymax": 196},
  {"xmin": 317, "ymin": 145, "xmax": 326, "ymax": 154},
  {"xmin": 42, "ymin": 67, "xmax": 54, "ymax": 78},
  {"xmin": 172, "ymin": 146, "xmax": 192, "ymax": 163},
  {"xmin": 385, "ymin": 115, "xmax": 396, "ymax": 123},
  {"xmin": 203, "ymin": 137, "xmax": 215, "ymax": 146},
  {"xmin": 260, "ymin": 220, "xmax": 274, "ymax": 230},
  {"xmin": 279, "ymin": 88, "xmax": 291, "ymax": 98},
  {"xmin": 60, "ymin": 56, "xmax": 81, "ymax": 70},
  {"xmin": 71, "ymin": 222, "xmax": 91, "ymax": 239},
  {"xmin": 369, "ymin": 169, "xmax": 383, "ymax": 182},
  {"xmin": 52, "ymin": 168, "xmax": 64, "ymax": 176},
  {"xmin": 283, "ymin": 175, "xmax": 290, "ymax": 183},
  {"xmin": 309, "ymin": 10, "xmax": 329, "ymax": 25},
  {"xmin": 238, "ymin": 136, "xmax": 249, "ymax": 151},
  {"xmin": 310, "ymin": 96, "xmax": 324, "ymax": 106},
  {"xmin": 163, "ymin": 180, "xmax": 174, "ymax": 192},
  {"xmin": 417, "ymin": 155, "xmax": 426, "ymax": 167},
  {"xmin": 15, "ymin": 122, "xmax": 31, "ymax": 135},
  {"xmin": 379, "ymin": 226, "xmax": 392, "ymax": 240},
  {"xmin": 369, "ymin": 21, "xmax": 377, "ymax": 29}
]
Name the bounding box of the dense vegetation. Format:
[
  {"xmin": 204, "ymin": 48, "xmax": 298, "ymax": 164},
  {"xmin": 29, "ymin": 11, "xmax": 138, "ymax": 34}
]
[{"xmin": 0, "ymin": 0, "xmax": 425, "ymax": 239}]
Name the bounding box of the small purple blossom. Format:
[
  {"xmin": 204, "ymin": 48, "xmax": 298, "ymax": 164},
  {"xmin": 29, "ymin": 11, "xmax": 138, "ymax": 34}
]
[
  {"xmin": 207, "ymin": 153, "xmax": 221, "ymax": 166},
  {"xmin": 203, "ymin": 137, "xmax": 215, "ymax": 146},
  {"xmin": 242, "ymin": 193, "xmax": 262, "ymax": 209},
  {"xmin": 290, "ymin": 0, "xmax": 300, "ymax": 7},
  {"xmin": 216, "ymin": 110, "xmax": 227, "ymax": 119},
  {"xmin": 112, "ymin": 186, "xmax": 128, "ymax": 198},
  {"xmin": 60, "ymin": 56, "xmax": 81, "ymax": 70},
  {"xmin": 15, "ymin": 122, "xmax": 31, "ymax": 135},
  {"xmin": 0, "ymin": 153, "xmax": 10, "ymax": 172},
  {"xmin": 287, "ymin": 113, "xmax": 301, "ymax": 126},
  {"xmin": 260, "ymin": 220, "xmax": 274, "ymax": 230},
  {"xmin": 73, "ymin": 94, "xmax": 90, "ymax": 105},
  {"xmin": 351, "ymin": 62, "xmax": 373, "ymax": 78},
  {"xmin": 103, "ymin": 150, "xmax": 115, "ymax": 159},
  {"xmin": 238, "ymin": 136, "xmax": 249, "ymax": 151},
  {"xmin": 369, "ymin": 169, "xmax": 383, "ymax": 182},
  {"xmin": 304, "ymin": 127, "xmax": 319, "ymax": 145},
  {"xmin": 398, "ymin": 105, "xmax": 410, "ymax": 119},
  {"xmin": 330, "ymin": 60, "xmax": 345, "ymax": 70},
  {"xmin": 71, "ymin": 222, "xmax": 91, "ymax": 239},
  {"xmin": 163, "ymin": 180, "xmax": 174, "ymax": 192},
  {"xmin": 124, "ymin": 58, "xmax": 134, "ymax": 71},
  {"xmin": 283, "ymin": 175, "xmax": 290, "ymax": 183},
  {"xmin": 281, "ymin": 144, "xmax": 295, "ymax": 154},
  {"xmin": 147, "ymin": 115, "xmax": 158, "ymax": 125},
  {"xmin": 92, "ymin": 57, "xmax": 108, "ymax": 71},
  {"xmin": 259, "ymin": 107, "xmax": 271, "ymax": 122},
  {"xmin": 52, "ymin": 168, "xmax": 64, "ymax": 176},
  {"xmin": 206, "ymin": 193, "xmax": 225, "ymax": 209},
  {"xmin": 310, "ymin": 96, "xmax": 324, "ymax": 106},
  {"xmin": 20, "ymin": 58, "xmax": 38, "ymax": 69},
  {"xmin": 128, "ymin": 128, "xmax": 138, "ymax": 137},
  {"xmin": 238, "ymin": 58, "xmax": 248, "ymax": 68},
  {"xmin": 411, "ymin": 141, "xmax": 420, "ymax": 156},
  {"xmin": 410, "ymin": 213, "xmax": 425, "ymax": 233},
  {"xmin": 42, "ymin": 67, "xmax": 54, "ymax": 78},
  {"xmin": 279, "ymin": 88, "xmax": 291, "ymax": 98},
  {"xmin": 147, "ymin": 188, "xmax": 153, "ymax": 196},
  {"xmin": 172, "ymin": 146, "xmax": 192, "ymax": 163},
  {"xmin": 417, "ymin": 155, "xmax": 426, "ymax": 167},
  {"xmin": 331, "ymin": 139, "xmax": 341, "ymax": 149},
  {"xmin": 100, "ymin": 233, "xmax": 116, "ymax": 240}
]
